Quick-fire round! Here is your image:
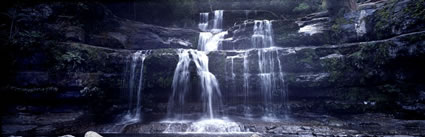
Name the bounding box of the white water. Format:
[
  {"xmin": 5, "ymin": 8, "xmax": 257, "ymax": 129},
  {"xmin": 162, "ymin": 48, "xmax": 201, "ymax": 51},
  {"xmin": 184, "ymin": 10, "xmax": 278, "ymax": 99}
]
[
  {"xmin": 197, "ymin": 10, "xmax": 228, "ymax": 52},
  {"xmin": 191, "ymin": 50, "xmax": 223, "ymax": 119},
  {"xmin": 257, "ymin": 48, "xmax": 286, "ymax": 119},
  {"xmin": 198, "ymin": 32, "xmax": 213, "ymax": 53},
  {"xmin": 252, "ymin": 20, "xmax": 274, "ymax": 48},
  {"xmin": 203, "ymin": 31, "xmax": 228, "ymax": 51},
  {"xmin": 243, "ymin": 20, "xmax": 287, "ymax": 118},
  {"xmin": 356, "ymin": 10, "xmax": 367, "ymax": 37},
  {"xmin": 212, "ymin": 10, "xmax": 224, "ymax": 33},
  {"xmin": 241, "ymin": 48, "xmax": 287, "ymax": 118},
  {"xmin": 298, "ymin": 23, "xmax": 323, "ymax": 36},
  {"xmin": 166, "ymin": 49, "xmax": 192, "ymax": 120},
  {"xmin": 163, "ymin": 118, "xmax": 243, "ymax": 134},
  {"xmin": 163, "ymin": 11, "xmax": 288, "ymax": 134},
  {"xmin": 106, "ymin": 50, "xmax": 149, "ymax": 133},
  {"xmin": 163, "ymin": 49, "xmax": 242, "ymax": 133},
  {"xmin": 243, "ymin": 51, "xmax": 252, "ymax": 116},
  {"xmin": 186, "ymin": 119, "xmax": 242, "ymax": 133},
  {"xmin": 166, "ymin": 49, "xmax": 222, "ymax": 120},
  {"xmin": 124, "ymin": 51, "xmax": 148, "ymax": 123},
  {"xmin": 199, "ymin": 12, "xmax": 209, "ymax": 31}
]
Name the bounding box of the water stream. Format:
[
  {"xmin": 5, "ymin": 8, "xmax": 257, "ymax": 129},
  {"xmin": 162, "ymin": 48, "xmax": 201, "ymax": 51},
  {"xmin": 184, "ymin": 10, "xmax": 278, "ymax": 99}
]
[{"xmin": 116, "ymin": 10, "xmax": 288, "ymax": 134}]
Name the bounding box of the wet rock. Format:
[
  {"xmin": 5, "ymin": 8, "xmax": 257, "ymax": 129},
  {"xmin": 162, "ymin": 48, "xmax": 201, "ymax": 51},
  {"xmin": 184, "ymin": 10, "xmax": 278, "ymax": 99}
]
[
  {"xmin": 99, "ymin": 21, "xmax": 198, "ymax": 50},
  {"xmin": 1, "ymin": 125, "xmax": 37, "ymax": 135},
  {"xmin": 65, "ymin": 26, "xmax": 85, "ymax": 42},
  {"xmin": 150, "ymin": 123, "xmax": 169, "ymax": 133},
  {"xmin": 250, "ymin": 133, "xmax": 262, "ymax": 137},
  {"xmin": 84, "ymin": 131, "xmax": 102, "ymax": 137},
  {"xmin": 87, "ymin": 34, "xmax": 125, "ymax": 49},
  {"xmin": 265, "ymin": 125, "xmax": 280, "ymax": 134},
  {"xmin": 59, "ymin": 135, "xmax": 75, "ymax": 137},
  {"xmin": 222, "ymin": 10, "xmax": 280, "ymax": 30},
  {"xmin": 11, "ymin": 2, "xmax": 198, "ymax": 50},
  {"xmin": 244, "ymin": 125, "xmax": 257, "ymax": 132}
]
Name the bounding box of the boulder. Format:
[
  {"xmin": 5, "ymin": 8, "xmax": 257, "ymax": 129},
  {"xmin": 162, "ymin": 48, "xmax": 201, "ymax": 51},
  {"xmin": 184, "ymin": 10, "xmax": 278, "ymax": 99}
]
[{"xmin": 84, "ymin": 131, "xmax": 102, "ymax": 137}]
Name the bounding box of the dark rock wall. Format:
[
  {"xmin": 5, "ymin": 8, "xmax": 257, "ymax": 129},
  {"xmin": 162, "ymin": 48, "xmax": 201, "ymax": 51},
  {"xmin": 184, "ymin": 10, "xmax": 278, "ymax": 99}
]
[{"xmin": 2, "ymin": 0, "xmax": 425, "ymax": 135}]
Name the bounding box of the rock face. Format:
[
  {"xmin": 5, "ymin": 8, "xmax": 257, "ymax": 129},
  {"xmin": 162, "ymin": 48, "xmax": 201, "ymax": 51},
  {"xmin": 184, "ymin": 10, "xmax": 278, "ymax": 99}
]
[
  {"xmin": 213, "ymin": 30, "xmax": 425, "ymax": 116},
  {"xmin": 224, "ymin": 0, "xmax": 425, "ymax": 48},
  {"xmin": 2, "ymin": 0, "xmax": 425, "ymax": 136},
  {"xmin": 84, "ymin": 131, "xmax": 102, "ymax": 137},
  {"xmin": 9, "ymin": 2, "xmax": 199, "ymax": 50},
  {"xmin": 87, "ymin": 21, "xmax": 198, "ymax": 50}
]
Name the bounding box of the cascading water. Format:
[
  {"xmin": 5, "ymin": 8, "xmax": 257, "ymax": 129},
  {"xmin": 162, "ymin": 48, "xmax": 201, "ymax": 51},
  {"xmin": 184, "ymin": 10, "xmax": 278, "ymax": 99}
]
[
  {"xmin": 124, "ymin": 50, "xmax": 148, "ymax": 123},
  {"xmin": 191, "ymin": 50, "xmax": 223, "ymax": 119},
  {"xmin": 238, "ymin": 20, "xmax": 288, "ymax": 119},
  {"xmin": 257, "ymin": 48, "xmax": 287, "ymax": 120},
  {"xmin": 212, "ymin": 10, "xmax": 224, "ymax": 32},
  {"xmin": 164, "ymin": 11, "xmax": 287, "ymax": 134},
  {"xmin": 197, "ymin": 10, "xmax": 227, "ymax": 52},
  {"xmin": 252, "ymin": 20, "xmax": 274, "ymax": 48},
  {"xmin": 198, "ymin": 32, "xmax": 213, "ymax": 51},
  {"xmin": 106, "ymin": 50, "xmax": 149, "ymax": 133},
  {"xmin": 199, "ymin": 13, "xmax": 209, "ymax": 31},
  {"xmin": 243, "ymin": 51, "xmax": 252, "ymax": 116},
  {"xmin": 165, "ymin": 49, "xmax": 223, "ymax": 120},
  {"xmin": 166, "ymin": 49, "xmax": 192, "ymax": 120},
  {"xmin": 164, "ymin": 49, "xmax": 242, "ymax": 133},
  {"xmin": 203, "ymin": 31, "xmax": 228, "ymax": 51}
]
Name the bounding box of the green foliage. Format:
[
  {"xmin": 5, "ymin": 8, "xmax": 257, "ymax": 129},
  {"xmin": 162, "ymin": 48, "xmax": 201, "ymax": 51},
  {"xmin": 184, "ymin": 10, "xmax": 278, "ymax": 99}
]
[
  {"xmin": 55, "ymin": 51, "xmax": 85, "ymax": 71},
  {"xmin": 11, "ymin": 30, "xmax": 45, "ymax": 49},
  {"xmin": 322, "ymin": 57, "xmax": 345, "ymax": 83},
  {"xmin": 404, "ymin": 0, "xmax": 425, "ymax": 20},
  {"xmin": 375, "ymin": 6, "xmax": 392, "ymax": 34},
  {"xmin": 293, "ymin": 2, "xmax": 311, "ymax": 13},
  {"xmin": 299, "ymin": 48, "xmax": 317, "ymax": 65},
  {"xmin": 80, "ymin": 86, "xmax": 103, "ymax": 97}
]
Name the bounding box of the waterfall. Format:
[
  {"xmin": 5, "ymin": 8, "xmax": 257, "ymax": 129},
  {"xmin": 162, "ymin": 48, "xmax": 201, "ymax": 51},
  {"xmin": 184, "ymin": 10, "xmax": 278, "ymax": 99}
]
[
  {"xmin": 197, "ymin": 10, "xmax": 227, "ymax": 52},
  {"xmin": 257, "ymin": 48, "xmax": 286, "ymax": 119},
  {"xmin": 252, "ymin": 20, "xmax": 274, "ymax": 48},
  {"xmin": 106, "ymin": 50, "xmax": 149, "ymax": 133},
  {"xmin": 212, "ymin": 10, "xmax": 224, "ymax": 33},
  {"xmin": 204, "ymin": 31, "xmax": 228, "ymax": 51},
  {"xmin": 243, "ymin": 51, "xmax": 252, "ymax": 116},
  {"xmin": 164, "ymin": 12, "xmax": 287, "ymax": 134},
  {"xmin": 166, "ymin": 49, "xmax": 222, "ymax": 120},
  {"xmin": 164, "ymin": 49, "xmax": 242, "ymax": 133},
  {"xmin": 240, "ymin": 48, "xmax": 287, "ymax": 119},
  {"xmin": 198, "ymin": 32, "xmax": 213, "ymax": 51},
  {"xmin": 123, "ymin": 50, "xmax": 149, "ymax": 123},
  {"xmin": 166, "ymin": 49, "xmax": 191, "ymax": 120},
  {"xmin": 250, "ymin": 20, "xmax": 288, "ymax": 118},
  {"xmin": 199, "ymin": 12, "xmax": 209, "ymax": 31},
  {"xmin": 192, "ymin": 50, "xmax": 223, "ymax": 119}
]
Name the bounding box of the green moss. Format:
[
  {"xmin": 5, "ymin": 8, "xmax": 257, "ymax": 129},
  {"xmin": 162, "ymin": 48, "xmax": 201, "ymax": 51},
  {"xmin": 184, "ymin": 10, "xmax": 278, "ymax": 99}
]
[
  {"xmin": 299, "ymin": 48, "xmax": 317, "ymax": 65},
  {"xmin": 293, "ymin": 2, "xmax": 311, "ymax": 13},
  {"xmin": 374, "ymin": 0, "xmax": 398, "ymax": 38},
  {"xmin": 55, "ymin": 51, "xmax": 85, "ymax": 71},
  {"xmin": 321, "ymin": 55, "xmax": 346, "ymax": 83},
  {"xmin": 329, "ymin": 17, "xmax": 353, "ymax": 43},
  {"xmin": 404, "ymin": 0, "xmax": 425, "ymax": 20}
]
